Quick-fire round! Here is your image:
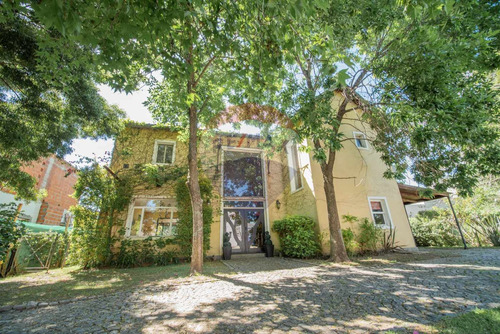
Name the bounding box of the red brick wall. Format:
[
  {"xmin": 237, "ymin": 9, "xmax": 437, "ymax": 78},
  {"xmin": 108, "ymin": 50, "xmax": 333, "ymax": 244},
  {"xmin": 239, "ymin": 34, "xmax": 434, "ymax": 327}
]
[{"xmin": 35, "ymin": 158, "xmax": 78, "ymax": 226}]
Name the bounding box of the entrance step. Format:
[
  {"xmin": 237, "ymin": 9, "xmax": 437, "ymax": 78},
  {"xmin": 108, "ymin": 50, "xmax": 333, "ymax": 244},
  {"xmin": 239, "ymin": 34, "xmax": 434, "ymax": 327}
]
[{"xmin": 230, "ymin": 253, "xmax": 265, "ymax": 259}]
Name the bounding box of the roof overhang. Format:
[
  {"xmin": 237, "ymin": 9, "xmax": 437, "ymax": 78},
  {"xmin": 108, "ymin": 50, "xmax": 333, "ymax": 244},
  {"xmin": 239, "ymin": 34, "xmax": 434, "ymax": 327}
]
[{"xmin": 398, "ymin": 183, "xmax": 449, "ymax": 205}]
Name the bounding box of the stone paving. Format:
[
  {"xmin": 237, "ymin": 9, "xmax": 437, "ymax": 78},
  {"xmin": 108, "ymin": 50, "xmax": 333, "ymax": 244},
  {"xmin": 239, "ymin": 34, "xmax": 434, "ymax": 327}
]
[{"xmin": 1, "ymin": 249, "xmax": 499, "ymax": 333}]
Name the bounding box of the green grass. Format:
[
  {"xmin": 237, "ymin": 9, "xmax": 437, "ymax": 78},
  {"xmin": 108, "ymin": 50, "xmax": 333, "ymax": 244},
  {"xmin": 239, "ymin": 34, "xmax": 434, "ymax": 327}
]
[
  {"xmin": 0, "ymin": 261, "xmax": 231, "ymax": 306},
  {"xmin": 431, "ymin": 307, "xmax": 500, "ymax": 334}
]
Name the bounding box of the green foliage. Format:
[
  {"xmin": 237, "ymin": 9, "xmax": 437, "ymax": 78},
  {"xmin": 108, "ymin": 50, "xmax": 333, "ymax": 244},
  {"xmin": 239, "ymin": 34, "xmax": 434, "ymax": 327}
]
[
  {"xmin": 115, "ymin": 238, "xmax": 178, "ymax": 268},
  {"xmin": 341, "ymin": 228, "xmax": 359, "ymax": 256},
  {"xmin": 0, "ymin": 203, "xmax": 26, "ymax": 266},
  {"xmin": 0, "ymin": 6, "xmax": 125, "ymax": 200},
  {"xmin": 174, "ymin": 175, "xmax": 213, "ymax": 258},
  {"xmin": 69, "ymin": 164, "xmax": 133, "ymax": 269},
  {"xmin": 273, "ymin": 216, "xmax": 320, "ymax": 258},
  {"xmin": 342, "ymin": 215, "xmax": 391, "ymax": 255},
  {"xmin": 410, "ymin": 210, "xmax": 462, "ymax": 247},
  {"xmin": 357, "ymin": 218, "xmax": 382, "ymax": 254}
]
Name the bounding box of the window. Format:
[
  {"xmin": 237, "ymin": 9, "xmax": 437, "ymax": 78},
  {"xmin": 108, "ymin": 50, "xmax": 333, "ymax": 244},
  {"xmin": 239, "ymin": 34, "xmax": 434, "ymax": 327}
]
[
  {"xmin": 286, "ymin": 141, "xmax": 303, "ymax": 192},
  {"xmin": 353, "ymin": 132, "xmax": 368, "ymax": 149},
  {"xmin": 153, "ymin": 140, "xmax": 176, "ymax": 165},
  {"xmin": 223, "ymin": 150, "xmax": 264, "ymax": 198},
  {"xmin": 368, "ymin": 197, "xmax": 392, "ymax": 227},
  {"xmin": 126, "ymin": 198, "xmax": 178, "ymax": 237}
]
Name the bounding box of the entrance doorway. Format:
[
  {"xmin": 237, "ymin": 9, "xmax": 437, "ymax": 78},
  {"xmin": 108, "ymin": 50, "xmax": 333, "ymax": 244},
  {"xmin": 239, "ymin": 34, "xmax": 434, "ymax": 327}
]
[
  {"xmin": 223, "ymin": 209, "xmax": 264, "ymax": 253},
  {"xmin": 222, "ymin": 149, "xmax": 267, "ymax": 254}
]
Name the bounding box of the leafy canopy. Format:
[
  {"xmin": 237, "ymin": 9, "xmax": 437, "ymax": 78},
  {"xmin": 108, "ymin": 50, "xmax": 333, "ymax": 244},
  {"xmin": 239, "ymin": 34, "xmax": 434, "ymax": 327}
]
[
  {"xmin": 236, "ymin": 0, "xmax": 500, "ymax": 195},
  {"xmin": 0, "ymin": 4, "xmax": 125, "ymax": 200}
]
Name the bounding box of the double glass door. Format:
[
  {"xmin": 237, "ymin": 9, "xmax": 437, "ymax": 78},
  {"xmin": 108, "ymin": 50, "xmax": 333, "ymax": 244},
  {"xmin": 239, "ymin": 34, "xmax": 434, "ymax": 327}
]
[{"xmin": 223, "ymin": 209, "xmax": 264, "ymax": 253}]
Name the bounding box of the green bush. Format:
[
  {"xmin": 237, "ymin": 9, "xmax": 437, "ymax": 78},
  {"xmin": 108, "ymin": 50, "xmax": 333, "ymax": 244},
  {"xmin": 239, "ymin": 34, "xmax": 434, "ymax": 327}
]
[
  {"xmin": 273, "ymin": 215, "xmax": 320, "ymax": 258},
  {"xmin": 342, "ymin": 228, "xmax": 359, "ymax": 256},
  {"xmin": 410, "ymin": 210, "xmax": 462, "ymax": 247},
  {"xmin": 357, "ymin": 218, "xmax": 381, "ymax": 253},
  {"xmin": 174, "ymin": 175, "xmax": 213, "ymax": 258},
  {"xmin": 115, "ymin": 237, "xmax": 178, "ymax": 268}
]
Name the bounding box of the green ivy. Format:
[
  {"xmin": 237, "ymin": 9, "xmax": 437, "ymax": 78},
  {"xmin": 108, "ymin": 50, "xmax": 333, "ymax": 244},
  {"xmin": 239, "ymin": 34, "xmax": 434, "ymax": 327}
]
[
  {"xmin": 174, "ymin": 174, "xmax": 213, "ymax": 258},
  {"xmin": 0, "ymin": 203, "xmax": 26, "ymax": 267},
  {"xmin": 69, "ymin": 164, "xmax": 133, "ymax": 269},
  {"xmin": 273, "ymin": 215, "xmax": 320, "ymax": 258}
]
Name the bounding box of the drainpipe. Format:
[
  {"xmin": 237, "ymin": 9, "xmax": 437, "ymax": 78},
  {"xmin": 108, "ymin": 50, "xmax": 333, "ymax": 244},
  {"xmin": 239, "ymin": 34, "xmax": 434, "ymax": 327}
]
[{"xmin": 447, "ymin": 195, "xmax": 467, "ymax": 249}]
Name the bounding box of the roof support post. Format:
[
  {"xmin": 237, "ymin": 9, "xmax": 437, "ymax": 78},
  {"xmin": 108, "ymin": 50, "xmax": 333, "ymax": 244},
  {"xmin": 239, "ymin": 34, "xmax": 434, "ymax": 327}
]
[{"xmin": 447, "ymin": 196, "xmax": 467, "ymax": 249}]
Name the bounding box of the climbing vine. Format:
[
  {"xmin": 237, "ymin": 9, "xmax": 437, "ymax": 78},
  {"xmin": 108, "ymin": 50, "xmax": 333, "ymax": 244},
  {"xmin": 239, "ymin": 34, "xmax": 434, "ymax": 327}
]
[{"xmin": 174, "ymin": 174, "xmax": 214, "ymax": 258}]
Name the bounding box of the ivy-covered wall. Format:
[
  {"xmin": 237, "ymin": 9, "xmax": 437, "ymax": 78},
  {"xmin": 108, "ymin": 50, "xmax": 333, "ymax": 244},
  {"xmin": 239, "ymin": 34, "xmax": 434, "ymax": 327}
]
[{"xmin": 109, "ymin": 124, "xmax": 291, "ymax": 257}]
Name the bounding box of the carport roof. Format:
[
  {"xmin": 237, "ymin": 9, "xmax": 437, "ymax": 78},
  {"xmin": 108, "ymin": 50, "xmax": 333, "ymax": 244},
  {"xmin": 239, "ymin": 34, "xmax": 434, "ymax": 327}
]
[{"xmin": 398, "ymin": 183, "xmax": 449, "ymax": 205}]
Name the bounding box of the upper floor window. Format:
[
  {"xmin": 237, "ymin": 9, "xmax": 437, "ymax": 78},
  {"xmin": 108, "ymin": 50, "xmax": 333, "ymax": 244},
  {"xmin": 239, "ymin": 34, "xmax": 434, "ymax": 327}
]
[
  {"xmin": 368, "ymin": 197, "xmax": 392, "ymax": 228},
  {"xmin": 126, "ymin": 197, "xmax": 178, "ymax": 238},
  {"xmin": 153, "ymin": 140, "xmax": 176, "ymax": 165},
  {"xmin": 286, "ymin": 141, "xmax": 303, "ymax": 193},
  {"xmin": 353, "ymin": 132, "xmax": 368, "ymax": 149}
]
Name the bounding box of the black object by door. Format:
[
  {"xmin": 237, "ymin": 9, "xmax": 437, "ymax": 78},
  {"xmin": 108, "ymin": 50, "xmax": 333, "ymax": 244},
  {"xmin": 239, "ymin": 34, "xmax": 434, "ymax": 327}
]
[{"xmin": 223, "ymin": 209, "xmax": 264, "ymax": 253}]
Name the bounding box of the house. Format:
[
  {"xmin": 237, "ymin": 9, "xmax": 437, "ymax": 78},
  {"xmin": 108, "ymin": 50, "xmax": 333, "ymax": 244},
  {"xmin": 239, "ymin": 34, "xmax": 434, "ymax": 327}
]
[
  {"xmin": 0, "ymin": 156, "xmax": 77, "ymax": 226},
  {"xmin": 110, "ymin": 98, "xmax": 417, "ymax": 257}
]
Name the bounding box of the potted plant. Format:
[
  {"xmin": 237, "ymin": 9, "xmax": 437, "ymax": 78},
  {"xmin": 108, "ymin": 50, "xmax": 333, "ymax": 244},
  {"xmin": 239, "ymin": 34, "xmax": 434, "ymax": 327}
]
[
  {"xmin": 264, "ymin": 231, "xmax": 274, "ymax": 257},
  {"xmin": 222, "ymin": 232, "xmax": 232, "ymax": 260}
]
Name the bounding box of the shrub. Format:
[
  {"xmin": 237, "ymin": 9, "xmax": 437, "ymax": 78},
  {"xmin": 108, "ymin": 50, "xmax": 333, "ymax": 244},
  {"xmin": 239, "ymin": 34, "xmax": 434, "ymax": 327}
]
[
  {"xmin": 410, "ymin": 210, "xmax": 462, "ymax": 247},
  {"xmin": 273, "ymin": 215, "xmax": 320, "ymax": 258},
  {"xmin": 115, "ymin": 237, "xmax": 178, "ymax": 268},
  {"xmin": 342, "ymin": 228, "xmax": 359, "ymax": 256},
  {"xmin": 0, "ymin": 203, "xmax": 26, "ymax": 267},
  {"xmin": 175, "ymin": 174, "xmax": 213, "ymax": 258},
  {"xmin": 357, "ymin": 218, "xmax": 381, "ymax": 253}
]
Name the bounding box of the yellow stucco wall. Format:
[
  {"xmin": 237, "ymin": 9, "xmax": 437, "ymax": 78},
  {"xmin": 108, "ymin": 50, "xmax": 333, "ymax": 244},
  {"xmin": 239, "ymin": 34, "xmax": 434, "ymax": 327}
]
[{"xmin": 309, "ymin": 95, "xmax": 416, "ymax": 253}]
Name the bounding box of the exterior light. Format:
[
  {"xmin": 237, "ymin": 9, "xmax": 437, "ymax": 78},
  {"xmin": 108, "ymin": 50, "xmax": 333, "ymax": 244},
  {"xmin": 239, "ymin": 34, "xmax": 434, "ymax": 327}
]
[{"xmin": 276, "ymin": 200, "xmax": 281, "ymax": 210}]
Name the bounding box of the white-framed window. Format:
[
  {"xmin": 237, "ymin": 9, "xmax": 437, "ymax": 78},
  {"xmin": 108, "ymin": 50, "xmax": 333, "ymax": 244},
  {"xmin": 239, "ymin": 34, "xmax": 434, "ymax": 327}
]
[
  {"xmin": 152, "ymin": 140, "xmax": 176, "ymax": 165},
  {"xmin": 353, "ymin": 131, "xmax": 369, "ymax": 149},
  {"xmin": 285, "ymin": 141, "xmax": 303, "ymax": 193},
  {"xmin": 125, "ymin": 197, "xmax": 178, "ymax": 238},
  {"xmin": 368, "ymin": 197, "xmax": 393, "ymax": 228}
]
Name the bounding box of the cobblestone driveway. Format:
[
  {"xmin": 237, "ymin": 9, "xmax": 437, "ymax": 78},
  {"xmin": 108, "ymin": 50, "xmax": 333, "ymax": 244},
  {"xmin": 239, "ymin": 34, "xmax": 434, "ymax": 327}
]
[{"xmin": 1, "ymin": 249, "xmax": 499, "ymax": 333}]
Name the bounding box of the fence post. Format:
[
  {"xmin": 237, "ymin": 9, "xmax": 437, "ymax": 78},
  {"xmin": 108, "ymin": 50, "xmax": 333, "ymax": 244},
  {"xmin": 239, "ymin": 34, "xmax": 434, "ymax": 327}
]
[{"xmin": 45, "ymin": 234, "xmax": 59, "ymax": 272}]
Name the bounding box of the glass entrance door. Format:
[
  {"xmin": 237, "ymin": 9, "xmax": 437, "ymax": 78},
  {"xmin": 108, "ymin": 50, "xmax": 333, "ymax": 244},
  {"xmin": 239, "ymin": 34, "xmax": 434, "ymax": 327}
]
[
  {"xmin": 222, "ymin": 149, "xmax": 266, "ymax": 253},
  {"xmin": 223, "ymin": 209, "xmax": 264, "ymax": 253}
]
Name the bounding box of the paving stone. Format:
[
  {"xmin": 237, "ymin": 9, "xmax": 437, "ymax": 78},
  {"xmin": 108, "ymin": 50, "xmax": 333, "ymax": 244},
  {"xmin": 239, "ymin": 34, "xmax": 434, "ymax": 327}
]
[{"xmin": 0, "ymin": 249, "xmax": 499, "ymax": 333}]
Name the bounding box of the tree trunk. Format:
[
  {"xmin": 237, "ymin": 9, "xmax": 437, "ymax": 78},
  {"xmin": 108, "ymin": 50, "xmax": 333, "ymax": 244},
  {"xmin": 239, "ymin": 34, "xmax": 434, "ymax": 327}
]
[
  {"xmin": 187, "ymin": 102, "xmax": 204, "ymax": 274},
  {"xmin": 323, "ymin": 172, "xmax": 350, "ymax": 263}
]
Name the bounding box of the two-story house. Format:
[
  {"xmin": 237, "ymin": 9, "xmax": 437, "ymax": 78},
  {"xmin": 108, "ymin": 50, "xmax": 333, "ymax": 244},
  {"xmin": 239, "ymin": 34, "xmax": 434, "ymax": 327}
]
[{"xmin": 110, "ymin": 98, "xmax": 416, "ymax": 257}]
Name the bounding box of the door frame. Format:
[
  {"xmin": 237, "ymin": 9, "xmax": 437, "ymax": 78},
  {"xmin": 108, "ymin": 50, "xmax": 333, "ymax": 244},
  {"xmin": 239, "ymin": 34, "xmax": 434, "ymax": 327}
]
[{"xmin": 219, "ymin": 146, "xmax": 270, "ymax": 252}]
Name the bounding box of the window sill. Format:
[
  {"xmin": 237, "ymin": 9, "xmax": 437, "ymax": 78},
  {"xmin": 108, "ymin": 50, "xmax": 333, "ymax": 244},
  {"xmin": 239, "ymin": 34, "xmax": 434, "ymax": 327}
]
[
  {"xmin": 151, "ymin": 162, "xmax": 175, "ymax": 166},
  {"xmin": 290, "ymin": 186, "xmax": 304, "ymax": 195},
  {"xmin": 125, "ymin": 235, "xmax": 175, "ymax": 240}
]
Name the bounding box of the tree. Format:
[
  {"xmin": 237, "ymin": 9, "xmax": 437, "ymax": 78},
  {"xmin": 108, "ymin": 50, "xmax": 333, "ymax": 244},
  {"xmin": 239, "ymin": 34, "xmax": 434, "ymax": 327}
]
[
  {"xmin": 29, "ymin": 0, "xmax": 278, "ymax": 273},
  {"xmin": 234, "ymin": 0, "xmax": 499, "ymax": 261},
  {"xmin": 0, "ymin": 4, "xmax": 125, "ymax": 200}
]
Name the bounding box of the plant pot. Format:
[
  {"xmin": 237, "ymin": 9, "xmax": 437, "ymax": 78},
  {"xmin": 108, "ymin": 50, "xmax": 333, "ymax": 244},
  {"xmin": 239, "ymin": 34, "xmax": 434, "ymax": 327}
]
[
  {"xmin": 265, "ymin": 244, "xmax": 274, "ymax": 257},
  {"xmin": 222, "ymin": 246, "xmax": 232, "ymax": 260}
]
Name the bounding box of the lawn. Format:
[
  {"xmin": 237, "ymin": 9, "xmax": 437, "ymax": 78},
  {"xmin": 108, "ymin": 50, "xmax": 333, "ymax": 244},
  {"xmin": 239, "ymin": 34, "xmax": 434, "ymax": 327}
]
[
  {"xmin": 0, "ymin": 261, "xmax": 231, "ymax": 307},
  {"xmin": 415, "ymin": 307, "xmax": 500, "ymax": 334}
]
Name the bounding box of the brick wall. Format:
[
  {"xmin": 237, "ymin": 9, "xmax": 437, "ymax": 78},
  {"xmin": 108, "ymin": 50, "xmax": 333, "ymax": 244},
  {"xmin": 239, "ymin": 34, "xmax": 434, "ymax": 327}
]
[{"xmin": 35, "ymin": 158, "xmax": 78, "ymax": 226}]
